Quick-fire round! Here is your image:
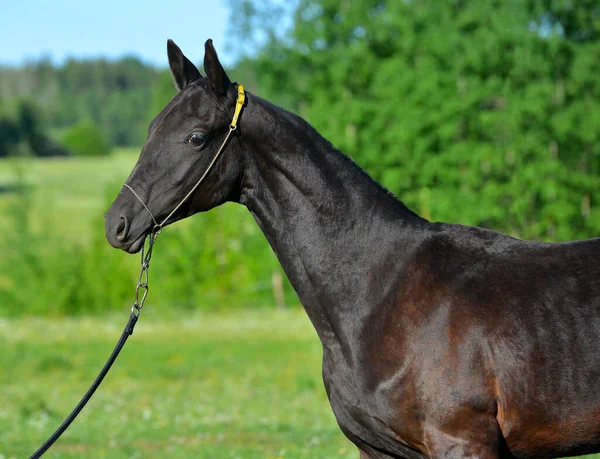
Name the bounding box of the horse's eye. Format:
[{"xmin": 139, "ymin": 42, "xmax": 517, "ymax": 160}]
[{"xmin": 187, "ymin": 132, "xmax": 204, "ymax": 146}]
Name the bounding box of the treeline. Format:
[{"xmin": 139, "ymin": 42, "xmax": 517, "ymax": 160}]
[
  {"xmin": 0, "ymin": 57, "xmax": 160, "ymax": 157},
  {"xmin": 232, "ymin": 0, "xmax": 600, "ymax": 242}
]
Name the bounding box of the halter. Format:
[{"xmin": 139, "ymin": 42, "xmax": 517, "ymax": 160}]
[{"xmin": 123, "ymin": 84, "xmax": 246, "ymax": 235}]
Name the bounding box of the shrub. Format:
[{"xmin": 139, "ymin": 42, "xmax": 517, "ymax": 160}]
[
  {"xmin": 0, "ymin": 176, "xmax": 296, "ymax": 316},
  {"xmin": 61, "ymin": 121, "xmax": 110, "ymax": 157}
]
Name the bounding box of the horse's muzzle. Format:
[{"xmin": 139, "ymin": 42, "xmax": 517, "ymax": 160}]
[{"xmin": 105, "ymin": 208, "xmax": 146, "ymax": 254}]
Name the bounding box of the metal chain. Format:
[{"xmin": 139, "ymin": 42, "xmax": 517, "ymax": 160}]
[{"xmin": 132, "ymin": 229, "xmax": 160, "ymax": 316}]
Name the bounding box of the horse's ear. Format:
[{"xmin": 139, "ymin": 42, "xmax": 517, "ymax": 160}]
[
  {"xmin": 203, "ymin": 39, "xmax": 232, "ymax": 96},
  {"xmin": 167, "ymin": 39, "xmax": 202, "ymax": 91}
]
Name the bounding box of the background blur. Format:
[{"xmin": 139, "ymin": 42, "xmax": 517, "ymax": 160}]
[{"xmin": 2, "ymin": 0, "xmax": 600, "ymax": 458}]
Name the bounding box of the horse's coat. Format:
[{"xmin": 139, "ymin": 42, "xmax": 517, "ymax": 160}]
[{"xmin": 105, "ymin": 39, "xmax": 600, "ymax": 458}]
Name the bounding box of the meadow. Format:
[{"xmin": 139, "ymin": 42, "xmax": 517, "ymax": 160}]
[{"xmin": 1, "ymin": 310, "xmax": 354, "ymax": 458}]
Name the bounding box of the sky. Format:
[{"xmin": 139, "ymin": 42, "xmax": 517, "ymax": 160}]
[{"xmin": 0, "ymin": 0, "xmax": 236, "ymax": 68}]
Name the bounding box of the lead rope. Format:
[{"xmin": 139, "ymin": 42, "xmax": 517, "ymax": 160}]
[
  {"xmin": 28, "ymin": 233, "xmax": 157, "ymax": 459},
  {"xmin": 28, "ymin": 84, "xmax": 245, "ymax": 458}
]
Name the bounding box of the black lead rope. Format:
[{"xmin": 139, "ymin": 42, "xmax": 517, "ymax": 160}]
[
  {"xmin": 29, "ymin": 232, "xmax": 157, "ymax": 458},
  {"xmin": 28, "ymin": 312, "xmax": 139, "ymax": 459}
]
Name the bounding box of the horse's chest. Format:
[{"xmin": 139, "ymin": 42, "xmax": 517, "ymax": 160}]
[{"xmin": 322, "ymin": 351, "xmax": 425, "ymax": 458}]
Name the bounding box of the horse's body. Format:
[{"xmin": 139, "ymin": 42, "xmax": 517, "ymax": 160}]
[{"xmin": 105, "ymin": 40, "xmax": 600, "ymax": 458}]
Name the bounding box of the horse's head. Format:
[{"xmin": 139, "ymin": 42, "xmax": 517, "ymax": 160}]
[{"xmin": 105, "ymin": 39, "xmax": 243, "ymax": 253}]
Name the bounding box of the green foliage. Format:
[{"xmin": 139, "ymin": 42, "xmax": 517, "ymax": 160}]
[
  {"xmin": 0, "ymin": 180, "xmax": 130, "ymax": 315},
  {"xmin": 0, "ymin": 99, "xmax": 68, "ymax": 158},
  {"xmin": 0, "ymin": 153, "xmax": 296, "ymax": 316},
  {"xmin": 0, "ymin": 57, "xmax": 158, "ymax": 148},
  {"xmin": 150, "ymin": 69, "xmax": 178, "ymax": 116},
  {"xmin": 231, "ymin": 0, "xmax": 600, "ymax": 242},
  {"xmin": 61, "ymin": 121, "xmax": 110, "ymax": 157},
  {"xmin": 150, "ymin": 206, "xmax": 296, "ymax": 311},
  {"xmin": 0, "ymin": 117, "xmax": 21, "ymax": 157}
]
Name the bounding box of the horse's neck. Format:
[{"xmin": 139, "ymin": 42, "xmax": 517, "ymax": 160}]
[{"xmin": 239, "ymin": 96, "xmax": 426, "ymax": 349}]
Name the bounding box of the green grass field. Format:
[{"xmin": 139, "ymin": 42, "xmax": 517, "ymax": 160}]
[
  {"xmin": 1, "ymin": 309, "xmax": 355, "ymax": 458},
  {"xmin": 4, "ymin": 310, "xmax": 600, "ymax": 459}
]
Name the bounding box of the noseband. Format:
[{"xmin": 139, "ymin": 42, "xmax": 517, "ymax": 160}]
[{"xmin": 123, "ymin": 84, "xmax": 246, "ymax": 234}]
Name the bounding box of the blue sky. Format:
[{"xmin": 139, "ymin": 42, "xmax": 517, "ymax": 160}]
[{"xmin": 0, "ymin": 0, "xmax": 235, "ymax": 67}]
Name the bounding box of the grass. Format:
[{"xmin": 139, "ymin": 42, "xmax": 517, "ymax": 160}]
[
  {"xmin": 0, "ymin": 309, "xmax": 356, "ymax": 458},
  {"xmin": 4, "ymin": 307, "xmax": 600, "ymax": 459}
]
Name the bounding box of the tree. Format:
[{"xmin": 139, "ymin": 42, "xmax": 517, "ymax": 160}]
[
  {"xmin": 61, "ymin": 121, "xmax": 110, "ymax": 157},
  {"xmin": 0, "ymin": 57, "xmax": 159, "ymax": 149},
  {"xmin": 228, "ymin": 0, "xmax": 600, "ymax": 242},
  {"xmin": 0, "ymin": 99, "xmax": 68, "ymax": 157}
]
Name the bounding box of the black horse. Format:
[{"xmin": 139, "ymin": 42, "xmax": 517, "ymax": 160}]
[{"xmin": 105, "ymin": 40, "xmax": 600, "ymax": 458}]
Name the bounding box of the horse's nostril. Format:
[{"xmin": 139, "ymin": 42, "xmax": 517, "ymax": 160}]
[{"xmin": 116, "ymin": 216, "xmax": 129, "ymax": 241}]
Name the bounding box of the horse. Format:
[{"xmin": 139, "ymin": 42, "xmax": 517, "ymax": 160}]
[{"xmin": 105, "ymin": 39, "xmax": 600, "ymax": 458}]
